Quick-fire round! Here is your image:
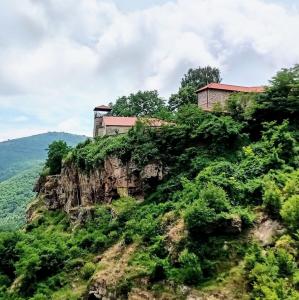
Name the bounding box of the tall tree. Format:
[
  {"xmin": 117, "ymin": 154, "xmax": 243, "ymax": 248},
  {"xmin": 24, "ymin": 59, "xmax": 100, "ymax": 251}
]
[
  {"xmin": 253, "ymin": 64, "xmax": 299, "ymax": 124},
  {"xmin": 45, "ymin": 141, "xmax": 71, "ymax": 175},
  {"xmin": 111, "ymin": 90, "xmax": 165, "ymax": 117},
  {"xmin": 169, "ymin": 66, "xmax": 221, "ymax": 111}
]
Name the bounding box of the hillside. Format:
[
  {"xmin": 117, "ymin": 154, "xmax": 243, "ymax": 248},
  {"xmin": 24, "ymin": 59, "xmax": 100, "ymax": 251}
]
[
  {"xmin": 0, "ymin": 165, "xmax": 43, "ymax": 231},
  {"xmin": 0, "ymin": 132, "xmax": 87, "ymax": 182},
  {"xmin": 1, "ymin": 66, "xmax": 299, "ymax": 299},
  {"xmin": 0, "ymin": 132, "xmax": 87, "ymax": 230}
]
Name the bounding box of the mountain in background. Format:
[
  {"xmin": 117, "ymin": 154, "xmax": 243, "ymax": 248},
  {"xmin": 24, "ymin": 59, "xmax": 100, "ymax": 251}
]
[
  {"xmin": 0, "ymin": 132, "xmax": 87, "ymax": 182},
  {"xmin": 0, "ymin": 132, "xmax": 87, "ymax": 230}
]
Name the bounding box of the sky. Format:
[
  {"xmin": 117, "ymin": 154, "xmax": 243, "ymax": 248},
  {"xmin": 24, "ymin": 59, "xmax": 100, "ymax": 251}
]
[{"xmin": 0, "ymin": 0, "xmax": 299, "ymax": 141}]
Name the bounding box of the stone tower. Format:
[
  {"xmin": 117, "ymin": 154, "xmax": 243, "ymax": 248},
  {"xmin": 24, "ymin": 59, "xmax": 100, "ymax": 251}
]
[{"xmin": 93, "ymin": 105, "xmax": 112, "ymax": 137}]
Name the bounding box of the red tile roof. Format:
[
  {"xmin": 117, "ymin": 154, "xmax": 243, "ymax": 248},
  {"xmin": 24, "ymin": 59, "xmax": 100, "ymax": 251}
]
[
  {"xmin": 103, "ymin": 116, "xmax": 137, "ymax": 126},
  {"xmin": 196, "ymin": 83, "xmax": 265, "ymax": 93},
  {"xmin": 102, "ymin": 116, "xmax": 169, "ymax": 127}
]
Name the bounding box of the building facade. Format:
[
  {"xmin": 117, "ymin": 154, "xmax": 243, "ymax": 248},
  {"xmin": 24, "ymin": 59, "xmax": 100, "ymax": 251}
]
[
  {"xmin": 196, "ymin": 83, "xmax": 264, "ymax": 111},
  {"xmin": 93, "ymin": 105, "xmax": 168, "ymax": 138},
  {"xmin": 94, "ymin": 116, "xmax": 137, "ymax": 137}
]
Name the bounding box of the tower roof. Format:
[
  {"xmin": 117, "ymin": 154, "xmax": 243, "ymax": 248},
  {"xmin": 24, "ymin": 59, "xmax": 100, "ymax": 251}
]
[{"xmin": 94, "ymin": 105, "xmax": 112, "ymax": 112}]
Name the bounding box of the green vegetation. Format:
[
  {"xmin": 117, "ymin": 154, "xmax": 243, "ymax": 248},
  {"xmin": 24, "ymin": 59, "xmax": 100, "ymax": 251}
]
[
  {"xmin": 45, "ymin": 141, "xmax": 71, "ymax": 175},
  {"xmin": 1, "ymin": 65, "xmax": 299, "ymax": 299},
  {"xmin": 169, "ymin": 66, "xmax": 221, "ymax": 111},
  {"xmin": 0, "ymin": 132, "xmax": 86, "ymax": 182},
  {"xmin": 110, "ymin": 90, "xmax": 165, "ymax": 117},
  {"xmin": 0, "ymin": 133, "xmax": 86, "ymax": 230},
  {"xmin": 0, "ymin": 165, "xmax": 42, "ymax": 231},
  {"xmin": 110, "ymin": 66, "xmax": 221, "ymax": 116}
]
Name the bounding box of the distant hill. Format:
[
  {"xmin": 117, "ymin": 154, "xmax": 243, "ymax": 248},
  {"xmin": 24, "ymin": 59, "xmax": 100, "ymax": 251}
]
[
  {"xmin": 0, "ymin": 132, "xmax": 87, "ymax": 229},
  {"xmin": 0, "ymin": 132, "xmax": 87, "ymax": 182},
  {"xmin": 0, "ymin": 165, "xmax": 43, "ymax": 230}
]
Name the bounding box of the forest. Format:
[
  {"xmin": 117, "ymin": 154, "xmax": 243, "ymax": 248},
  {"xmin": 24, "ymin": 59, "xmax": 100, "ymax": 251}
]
[{"xmin": 0, "ymin": 65, "xmax": 299, "ymax": 299}]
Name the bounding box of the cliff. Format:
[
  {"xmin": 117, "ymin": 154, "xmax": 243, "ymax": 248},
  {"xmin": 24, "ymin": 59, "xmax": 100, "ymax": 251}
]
[{"xmin": 33, "ymin": 156, "xmax": 164, "ymax": 221}]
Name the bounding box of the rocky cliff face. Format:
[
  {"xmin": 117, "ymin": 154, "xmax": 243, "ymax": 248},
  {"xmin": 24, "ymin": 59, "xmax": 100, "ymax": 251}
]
[{"xmin": 34, "ymin": 156, "xmax": 164, "ymax": 218}]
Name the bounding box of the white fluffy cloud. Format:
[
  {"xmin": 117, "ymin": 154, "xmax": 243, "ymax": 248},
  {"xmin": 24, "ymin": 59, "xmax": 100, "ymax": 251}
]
[{"xmin": 0, "ymin": 0, "xmax": 299, "ymax": 140}]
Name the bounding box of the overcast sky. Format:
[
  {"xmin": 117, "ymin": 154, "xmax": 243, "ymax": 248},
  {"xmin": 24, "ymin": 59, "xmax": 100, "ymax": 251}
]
[{"xmin": 0, "ymin": 0, "xmax": 299, "ymax": 141}]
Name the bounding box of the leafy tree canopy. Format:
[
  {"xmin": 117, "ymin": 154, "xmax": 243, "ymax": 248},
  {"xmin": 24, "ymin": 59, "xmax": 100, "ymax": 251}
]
[
  {"xmin": 181, "ymin": 66, "xmax": 222, "ymax": 89},
  {"xmin": 45, "ymin": 141, "xmax": 71, "ymax": 175},
  {"xmin": 110, "ymin": 90, "xmax": 165, "ymax": 117},
  {"xmin": 169, "ymin": 66, "xmax": 221, "ymax": 111},
  {"xmin": 254, "ymin": 64, "xmax": 299, "ymax": 123}
]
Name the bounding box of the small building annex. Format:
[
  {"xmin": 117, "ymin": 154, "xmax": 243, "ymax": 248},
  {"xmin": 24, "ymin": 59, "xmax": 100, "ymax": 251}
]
[
  {"xmin": 93, "ymin": 105, "xmax": 167, "ymax": 137},
  {"xmin": 197, "ymin": 83, "xmax": 264, "ymax": 111}
]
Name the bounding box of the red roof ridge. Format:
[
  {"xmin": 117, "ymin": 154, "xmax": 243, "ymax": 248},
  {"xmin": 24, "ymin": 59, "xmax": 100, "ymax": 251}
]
[
  {"xmin": 196, "ymin": 83, "xmax": 265, "ymax": 93},
  {"xmin": 101, "ymin": 116, "xmax": 169, "ymax": 127}
]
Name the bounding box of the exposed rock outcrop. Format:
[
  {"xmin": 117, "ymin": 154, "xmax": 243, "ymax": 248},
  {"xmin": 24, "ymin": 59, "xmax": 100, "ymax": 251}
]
[
  {"xmin": 35, "ymin": 156, "xmax": 164, "ymax": 216},
  {"xmin": 251, "ymin": 212, "xmax": 286, "ymax": 246},
  {"xmin": 87, "ymin": 242, "xmax": 137, "ymax": 300}
]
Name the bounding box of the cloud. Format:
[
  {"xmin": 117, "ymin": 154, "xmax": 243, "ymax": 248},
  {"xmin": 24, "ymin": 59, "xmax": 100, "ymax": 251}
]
[{"xmin": 0, "ymin": 0, "xmax": 299, "ymax": 140}]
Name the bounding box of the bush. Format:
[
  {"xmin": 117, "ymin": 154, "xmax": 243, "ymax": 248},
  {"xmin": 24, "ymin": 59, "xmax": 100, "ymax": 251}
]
[
  {"xmin": 262, "ymin": 178, "xmax": 282, "ymax": 216},
  {"xmin": 245, "ymin": 245, "xmax": 299, "ymax": 300},
  {"xmin": 184, "ymin": 200, "xmax": 216, "ymax": 236},
  {"xmin": 178, "ymin": 249, "xmax": 202, "ymax": 284},
  {"xmin": 200, "ymin": 183, "xmax": 231, "ymax": 213},
  {"xmin": 81, "ymin": 262, "xmax": 96, "ymax": 280},
  {"xmin": 281, "ymin": 195, "xmax": 299, "ymax": 228}
]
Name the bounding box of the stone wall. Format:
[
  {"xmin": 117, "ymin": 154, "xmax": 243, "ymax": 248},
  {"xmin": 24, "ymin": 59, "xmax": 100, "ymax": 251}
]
[
  {"xmin": 93, "ymin": 117, "xmax": 103, "ymax": 137},
  {"xmin": 198, "ymin": 90, "xmax": 208, "ymax": 110},
  {"xmin": 105, "ymin": 125, "xmax": 132, "ymax": 136},
  {"xmin": 198, "ymin": 89, "xmax": 232, "ymax": 110},
  {"xmin": 94, "ymin": 121, "xmax": 133, "ymax": 137}
]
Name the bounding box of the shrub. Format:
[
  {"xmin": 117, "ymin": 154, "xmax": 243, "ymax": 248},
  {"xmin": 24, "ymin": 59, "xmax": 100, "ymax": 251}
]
[
  {"xmin": 262, "ymin": 178, "xmax": 282, "ymax": 216},
  {"xmin": 293, "ymin": 271, "xmax": 299, "ymax": 289},
  {"xmin": 275, "ymin": 249, "xmax": 296, "ymax": 277},
  {"xmin": 245, "ymin": 245, "xmax": 299, "ymax": 300},
  {"xmin": 200, "ymin": 183, "xmax": 230, "ymax": 213},
  {"xmin": 185, "ymin": 200, "xmax": 216, "ymax": 236},
  {"xmin": 81, "ymin": 262, "xmax": 96, "ymax": 280},
  {"xmin": 178, "ymin": 249, "xmax": 202, "ymax": 284},
  {"xmin": 112, "ymin": 197, "xmax": 137, "ymax": 224},
  {"xmin": 281, "ymin": 195, "xmax": 299, "ymax": 228}
]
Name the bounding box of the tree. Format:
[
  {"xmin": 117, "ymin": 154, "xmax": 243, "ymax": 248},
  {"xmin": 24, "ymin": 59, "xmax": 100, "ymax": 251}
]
[
  {"xmin": 45, "ymin": 141, "xmax": 71, "ymax": 175},
  {"xmin": 253, "ymin": 65, "xmax": 299, "ymax": 124},
  {"xmin": 181, "ymin": 66, "xmax": 221, "ymax": 89},
  {"xmin": 169, "ymin": 66, "xmax": 221, "ymax": 111},
  {"xmin": 111, "ymin": 90, "xmax": 165, "ymax": 117}
]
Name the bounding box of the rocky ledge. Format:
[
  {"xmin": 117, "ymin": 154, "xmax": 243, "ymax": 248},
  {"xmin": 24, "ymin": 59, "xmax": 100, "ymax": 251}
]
[{"xmin": 34, "ymin": 156, "xmax": 165, "ymax": 216}]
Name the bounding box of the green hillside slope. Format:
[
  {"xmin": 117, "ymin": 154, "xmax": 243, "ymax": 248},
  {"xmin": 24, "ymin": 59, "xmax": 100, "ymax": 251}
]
[
  {"xmin": 1, "ymin": 66, "xmax": 299, "ymax": 299},
  {"xmin": 0, "ymin": 165, "xmax": 42, "ymax": 231},
  {"xmin": 0, "ymin": 132, "xmax": 87, "ymax": 230},
  {"xmin": 0, "ymin": 132, "xmax": 87, "ymax": 182}
]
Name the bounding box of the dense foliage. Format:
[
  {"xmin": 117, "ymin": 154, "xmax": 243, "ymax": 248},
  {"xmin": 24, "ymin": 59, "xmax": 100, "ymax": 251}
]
[
  {"xmin": 1, "ymin": 65, "xmax": 299, "ymax": 299},
  {"xmin": 110, "ymin": 90, "xmax": 165, "ymax": 117}
]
